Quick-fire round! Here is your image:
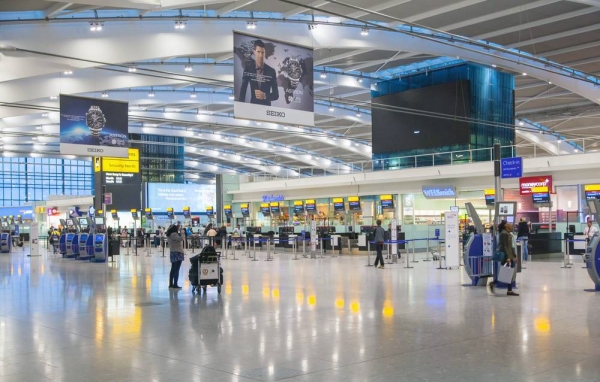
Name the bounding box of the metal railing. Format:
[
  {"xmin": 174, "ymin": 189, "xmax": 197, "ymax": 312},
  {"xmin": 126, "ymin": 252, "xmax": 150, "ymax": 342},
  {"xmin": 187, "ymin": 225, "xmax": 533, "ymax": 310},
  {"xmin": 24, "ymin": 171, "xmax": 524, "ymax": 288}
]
[{"xmin": 245, "ymin": 138, "xmax": 600, "ymax": 183}]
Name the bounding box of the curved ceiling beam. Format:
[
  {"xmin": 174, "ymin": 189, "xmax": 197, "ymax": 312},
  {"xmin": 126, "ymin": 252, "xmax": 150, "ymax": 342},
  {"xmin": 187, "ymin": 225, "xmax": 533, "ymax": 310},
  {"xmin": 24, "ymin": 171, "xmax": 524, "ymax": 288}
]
[{"xmin": 1, "ymin": 19, "xmax": 598, "ymax": 105}]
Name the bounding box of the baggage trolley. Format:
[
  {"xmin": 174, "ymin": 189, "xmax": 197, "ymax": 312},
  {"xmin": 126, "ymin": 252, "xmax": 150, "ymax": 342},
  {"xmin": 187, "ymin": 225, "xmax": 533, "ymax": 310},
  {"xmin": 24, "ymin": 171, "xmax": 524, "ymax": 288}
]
[{"xmin": 189, "ymin": 246, "xmax": 223, "ymax": 294}]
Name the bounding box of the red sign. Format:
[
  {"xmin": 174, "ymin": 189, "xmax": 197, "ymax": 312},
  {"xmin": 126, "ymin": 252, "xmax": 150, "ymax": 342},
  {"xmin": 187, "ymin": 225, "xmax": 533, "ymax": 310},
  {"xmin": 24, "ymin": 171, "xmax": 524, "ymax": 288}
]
[
  {"xmin": 47, "ymin": 207, "xmax": 60, "ymax": 216},
  {"xmin": 519, "ymin": 176, "xmax": 552, "ymax": 195}
]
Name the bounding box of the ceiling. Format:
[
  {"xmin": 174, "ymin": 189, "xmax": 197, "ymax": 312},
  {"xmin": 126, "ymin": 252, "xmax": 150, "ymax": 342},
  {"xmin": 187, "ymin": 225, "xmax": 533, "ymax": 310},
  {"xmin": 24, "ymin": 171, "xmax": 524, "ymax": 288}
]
[{"xmin": 1, "ymin": 0, "xmax": 599, "ymax": 181}]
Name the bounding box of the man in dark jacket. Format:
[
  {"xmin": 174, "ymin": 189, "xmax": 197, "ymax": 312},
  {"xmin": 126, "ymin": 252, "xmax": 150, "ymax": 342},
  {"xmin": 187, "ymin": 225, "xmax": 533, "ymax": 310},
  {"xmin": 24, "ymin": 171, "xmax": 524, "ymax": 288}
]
[
  {"xmin": 373, "ymin": 220, "xmax": 386, "ymax": 269},
  {"xmin": 239, "ymin": 39, "xmax": 279, "ymax": 106}
]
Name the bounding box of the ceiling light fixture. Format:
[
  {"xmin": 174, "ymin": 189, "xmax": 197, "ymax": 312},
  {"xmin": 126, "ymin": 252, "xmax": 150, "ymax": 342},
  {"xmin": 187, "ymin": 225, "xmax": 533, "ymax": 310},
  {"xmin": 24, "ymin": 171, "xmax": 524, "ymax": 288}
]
[
  {"xmin": 522, "ymin": 72, "xmax": 527, "ymax": 76},
  {"xmin": 357, "ymin": 76, "xmax": 363, "ymax": 83},
  {"xmin": 50, "ymin": 95, "xmax": 58, "ymax": 100},
  {"xmin": 414, "ymin": 130, "xmax": 420, "ymax": 134},
  {"xmin": 519, "ymin": 121, "xmax": 524, "ymax": 126},
  {"xmin": 492, "ymin": 64, "xmax": 497, "ymax": 68},
  {"xmin": 42, "ymin": 113, "xmax": 49, "ymax": 117},
  {"xmin": 101, "ymin": 92, "xmax": 109, "ymax": 98},
  {"xmin": 246, "ymin": 21, "xmax": 257, "ymax": 29},
  {"xmin": 361, "ymin": 28, "xmax": 369, "ymax": 36},
  {"xmin": 184, "ymin": 64, "xmax": 193, "ymax": 72},
  {"xmin": 308, "ymin": 24, "xmax": 317, "ymax": 30},
  {"xmin": 557, "ymin": 139, "xmax": 562, "ymax": 143},
  {"xmin": 228, "ymin": 95, "xmax": 235, "ymax": 100},
  {"xmin": 148, "ymin": 88, "xmax": 155, "ymax": 97},
  {"xmin": 320, "ymin": 72, "xmax": 327, "ymax": 79},
  {"xmin": 356, "ymin": 111, "xmax": 361, "ymax": 117},
  {"xmin": 89, "ymin": 21, "xmax": 103, "ymax": 32},
  {"xmin": 128, "ymin": 66, "xmax": 137, "ymax": 73},
  {"xmin": 174, "ymin": 20, "xmax": 186, "ymax": 29},
  {"xmin": 328, "ymin": 105, "xmax": 335, "ymax": 112},
  {"xmin": 63, "ymin": 70, "xmax": 73, "ymax": 75},
  {"xmin": 190, "ymin": 92, "xmax": 197, "ymax": 98}
]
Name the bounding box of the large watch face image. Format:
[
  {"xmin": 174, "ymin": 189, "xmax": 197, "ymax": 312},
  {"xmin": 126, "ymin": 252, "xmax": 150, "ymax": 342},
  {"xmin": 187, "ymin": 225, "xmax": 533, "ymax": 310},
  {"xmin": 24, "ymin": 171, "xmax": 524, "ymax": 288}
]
[{"xmin": 85, "ymin": 105, "xmax": 106, "ymax": 137}]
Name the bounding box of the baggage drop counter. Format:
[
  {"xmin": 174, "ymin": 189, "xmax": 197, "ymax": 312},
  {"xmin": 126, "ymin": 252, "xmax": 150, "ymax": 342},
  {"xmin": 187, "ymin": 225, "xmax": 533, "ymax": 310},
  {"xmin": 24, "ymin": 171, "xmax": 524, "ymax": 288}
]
[{"xmin": 530, "ymin": 223, "xmax": 562, "ymax": 256}]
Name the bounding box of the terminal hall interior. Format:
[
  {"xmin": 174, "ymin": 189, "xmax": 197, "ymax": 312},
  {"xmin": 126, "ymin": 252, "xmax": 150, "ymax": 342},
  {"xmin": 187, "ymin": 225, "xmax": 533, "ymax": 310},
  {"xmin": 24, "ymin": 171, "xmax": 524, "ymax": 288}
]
[{"xmin": 2, "ymin": 0, "xmax": 600, "ymax": 381}]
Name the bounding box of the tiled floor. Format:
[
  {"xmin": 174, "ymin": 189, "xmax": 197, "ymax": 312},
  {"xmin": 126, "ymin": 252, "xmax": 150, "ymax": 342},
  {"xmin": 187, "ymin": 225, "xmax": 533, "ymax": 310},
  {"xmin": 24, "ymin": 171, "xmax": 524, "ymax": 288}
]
[{"xmin": 1, "ymin": 247, "xmax": 600, "ymax": 381}]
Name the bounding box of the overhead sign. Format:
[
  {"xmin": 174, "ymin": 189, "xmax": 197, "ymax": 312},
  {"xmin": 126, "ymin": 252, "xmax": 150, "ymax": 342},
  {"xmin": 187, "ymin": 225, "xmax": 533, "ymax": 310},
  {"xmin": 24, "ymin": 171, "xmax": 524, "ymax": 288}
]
[
  {"xmin": 520, "ymin": 176, "xmax": 552, "ymax": 195},
  {"xmin": 60, "ymin": 94, "xmax": 129, "ymax": 158},
  {"xmin": 381, "ymin": 194, "xmax": 394, "ymax": 209},
  {"xmin": 500, "ymin": 157, "xmax": 522, "ymax": 179},
  {"xmin": 241, "ymin": 203, "xmax": 250, "ymax": 216},
  {"xmin": 422, "ymin": 185, "xmax": 456, "ymax": 199},
  {"xmin": 101, "ymin": 148, "xmax": 140, "ymax": 173},
  {"xmin": 233, "ymin": 32, "xmax": 314, "ymax": 126},
  {"xmin": 348, "ymin": 196, "xmax": 361, "ymax": 211}
]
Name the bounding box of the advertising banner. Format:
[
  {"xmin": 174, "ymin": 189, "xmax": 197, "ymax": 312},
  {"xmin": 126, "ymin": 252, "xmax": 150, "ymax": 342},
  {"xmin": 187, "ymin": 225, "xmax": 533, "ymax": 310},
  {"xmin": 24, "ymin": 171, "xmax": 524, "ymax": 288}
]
[
  {"xmin": 233, "ymin": 31, "xmax": 314, "ymax": 125},
  {"xmin": 60, "ymin": 95, "xmax": 129, "ymax": 158},
  {"xmin": 519, "ymin": 176, "xmax": 552, "ymax": 195}
]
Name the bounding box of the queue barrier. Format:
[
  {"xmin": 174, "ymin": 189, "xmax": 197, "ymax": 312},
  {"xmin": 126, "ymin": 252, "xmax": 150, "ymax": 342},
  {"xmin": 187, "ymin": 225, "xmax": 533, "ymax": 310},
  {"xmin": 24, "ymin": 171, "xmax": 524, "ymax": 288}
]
[{"xmin": 563, "ymin": 238, "xmax": 588, "ymax": 269}]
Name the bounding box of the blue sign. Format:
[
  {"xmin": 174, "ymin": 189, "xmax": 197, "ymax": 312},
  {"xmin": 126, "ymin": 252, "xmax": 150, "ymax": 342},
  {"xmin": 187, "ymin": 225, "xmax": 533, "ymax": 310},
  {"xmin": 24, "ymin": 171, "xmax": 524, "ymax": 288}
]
[
  {"xmin": 501, "ymin": 157, "xmax": 522, "ymax": 179},
  {"xmin": 262, "ymin": 194, "xmax": 284, "ymax": 203},
  {"xmin": 422, "ymin": 186, "xmax": 456, "ymax": 199},
  {"xmin": 435, "ymin": 229, "xmax": 440, "ymax": 237}
]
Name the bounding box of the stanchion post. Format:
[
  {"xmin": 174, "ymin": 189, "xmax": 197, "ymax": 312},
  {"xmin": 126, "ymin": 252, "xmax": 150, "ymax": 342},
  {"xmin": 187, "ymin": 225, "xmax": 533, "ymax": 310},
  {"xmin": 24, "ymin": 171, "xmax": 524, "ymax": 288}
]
[
  {"xmin": 265, "ymin": 240, "xmax": 273, "ymax": 261},
  {"xmin": 423, "ymin": 238, "xmax": 432, "ymax": 261},
  {"xmin": 366, "ymin": 241, "xmax": 373, "ymax": 267},
  {"xmin": 293, "ymin": 237, "xmax": 299, "ymax": 260},
  {"xmin": 252, "ymin": 239, "xmax": 258, "ymax": 261},
  {"xmin": 404, "ymin": 240, "xmax": 414, "ymax": 269},
  {"xmin": 146, "ymin": 237, "xmax": 151, "ymax": 257},
  {"xmin": 561, "ymin": 238, "xmax": 571, "ymax": 269},
  {"xmin": 411, "ymin": 238, "xmax": 419, "ymax": 263}
]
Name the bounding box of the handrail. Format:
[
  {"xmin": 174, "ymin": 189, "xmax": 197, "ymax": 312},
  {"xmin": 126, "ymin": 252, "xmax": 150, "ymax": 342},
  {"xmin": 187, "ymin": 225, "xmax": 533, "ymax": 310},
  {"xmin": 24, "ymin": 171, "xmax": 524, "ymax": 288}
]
[{"xmin": 246, "ymin": 137, "xmax": 600, "ymax": 182}]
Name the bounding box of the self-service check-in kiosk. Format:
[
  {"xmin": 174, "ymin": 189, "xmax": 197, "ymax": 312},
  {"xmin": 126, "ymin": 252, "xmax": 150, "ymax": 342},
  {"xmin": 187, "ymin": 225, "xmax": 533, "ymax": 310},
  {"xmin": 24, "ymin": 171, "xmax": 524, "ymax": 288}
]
[
  {"xmin": 77, "ymin": 217, "xmax": 93, "ymax": 260},
  {"xmin": 584, "ymin": 199, "xmax": 600, "ymax": 292},
  {"xmin": 0, "ymin": 219, "xmax": 11, "ymax": 253},
  {"xmin": 64, "ymin": 218, "xmax": 81, "ymax": 258},
  {"xmin": 88, "ymin": 215, "xmax": 108, "ymax": 262}
]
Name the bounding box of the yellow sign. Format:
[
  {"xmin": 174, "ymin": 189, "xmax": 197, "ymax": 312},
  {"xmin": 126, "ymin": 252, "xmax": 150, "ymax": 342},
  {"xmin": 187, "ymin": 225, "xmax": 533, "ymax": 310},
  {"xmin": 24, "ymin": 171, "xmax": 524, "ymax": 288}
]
[
  {"xmin": 532, "ymin": 186, "xmax": 549, "ymax": 193},
  {"xmin": 206, "ymin": 206, "xmax": 213, "ymax": 211},
  {"xmin": 484, "ymin": 189, "xmax": 495, "ymax": 196},
  {"xmin": 94, "ymin": 157, "xmax": 101, "ymax": 172},
  {"xmin": 224, "ymin": 205, "xmax": 231, "ymax": 210},
  {"xmin": 167, "ymin": 207, "xmax": 173, "ymax": 212},
  {"xmin": 332, "ymin": 197, "xmax": 344, "ymax": 203},
  {"xmin": 101, "ymin": 148, "xmax": 140, "ymax": 173},
  {"xmin": 260, "ymin": 203, "xmax": 270, "ymax": 208},
  {"xmin": 305, "ymin": 199, "xmax": 315, "ymax": 204},
  {"xmin": 294, "ymin": 200, "xmax": 303, "ymax": 206},
  {"xmin": 183, "ymin": 206, "xmax": 190, "ymax": 212},
  {"xmin": 97, "ymin": 210, "xmax": 103, "ymax": 215},
  {"xmin": 36, "ymin": 207, "xmax": 45, "ymax": 213},
  {"xmin": 585, "ymin": 184, "xmax": 600, "ymax": 191},
  {"xmin": 269, "ymin": 202, "xmax": 280, "ymax": 207},
  {"xmin": 380, "ymin": 194, "xmax": 392, "ymax": 200},
  {"xmin": 131, "ymin": 209, "xmax": 137, "ymax": 213},
  {"xmin": 241, "ymin": 203, "xmax": 249, "ymax": 209},
  {"xmin": 348, "ymin": 196, "xmax": 360, "ymax": 202},
  {"xmin": 145, "ymin": 208, "xmax": 152, "ymax": 213}
]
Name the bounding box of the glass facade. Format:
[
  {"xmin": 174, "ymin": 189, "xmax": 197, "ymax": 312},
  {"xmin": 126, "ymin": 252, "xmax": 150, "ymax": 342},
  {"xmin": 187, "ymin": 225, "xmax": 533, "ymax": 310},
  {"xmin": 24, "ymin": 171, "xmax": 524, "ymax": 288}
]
[
  {"xmin": 372, "ymin": 63, "xmax": 515, "ymax": 169},
  {"xmin": 133, "ymin": 134, "xmax": 185, "ymax": 183},
  {"xmin": 0, "ymin": 157, "xmax": 93, "ymax": 207}
]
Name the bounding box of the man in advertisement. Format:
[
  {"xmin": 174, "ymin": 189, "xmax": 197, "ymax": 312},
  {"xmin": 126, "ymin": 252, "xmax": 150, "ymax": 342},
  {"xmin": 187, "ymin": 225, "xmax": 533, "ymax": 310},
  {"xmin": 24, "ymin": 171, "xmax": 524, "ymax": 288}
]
[{"xmin": 239, "ymin": 40, "xmax": 279, "ymax": 106}]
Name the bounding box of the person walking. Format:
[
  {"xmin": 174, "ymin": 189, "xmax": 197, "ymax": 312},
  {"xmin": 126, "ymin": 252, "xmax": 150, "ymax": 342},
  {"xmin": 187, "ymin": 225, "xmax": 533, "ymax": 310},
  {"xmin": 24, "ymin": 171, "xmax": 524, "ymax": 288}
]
[
  {"xmin": 373, "ymin": 220, "xmax": 386, "ymax": 269},
  {"xmin": 517, "ymin": 218, "xmax": 530, "ymax": 262},
  {"xmin": 166, "ymin": 224, "xmax": 185, "ymax": 289},
  {"xmin": 490, "ymin": 220, "xmax": 520, "ymax": 296}
]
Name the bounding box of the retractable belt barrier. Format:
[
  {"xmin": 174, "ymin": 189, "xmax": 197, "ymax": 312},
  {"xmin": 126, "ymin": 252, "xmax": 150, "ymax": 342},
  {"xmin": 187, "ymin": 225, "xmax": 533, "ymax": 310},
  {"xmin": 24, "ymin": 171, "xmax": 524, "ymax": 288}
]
[{"xmin": 563, "ymin": 238, "xmax": 588, "ymax": 269}]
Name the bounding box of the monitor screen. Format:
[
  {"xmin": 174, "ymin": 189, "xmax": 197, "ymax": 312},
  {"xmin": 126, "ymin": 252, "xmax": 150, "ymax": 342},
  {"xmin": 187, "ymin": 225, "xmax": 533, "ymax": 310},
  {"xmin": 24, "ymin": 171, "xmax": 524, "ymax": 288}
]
[
  {"xmin": 333, "ymin": 199, "xmax": 345, "ymax": 212},
  {"xmin": 485, "ymin": 195, "xmax": 495, "ymax": 206},
  {"xmin": 271, "ymin": 205, "xmax": 281, "ymax": 214},
  {"xmin": 381, "ymin": 199, "xmax": 394, "ymax": 209},
  {"xmin": 67, "ymin": 234, "xmax": 74, "ymax": 240},
  {"xmin": 586, "ymin": 190, "xmax": 600, "ymax": 200},
  {"xmin": 95, "ymin": 235, "xmax": 104, "ymax": 243},
  {"xmin": 348, "ymin": 201, "xmax": 361, "ymax": 211},
  {"xmin": 167, "ymin": 210, "xmax": 174, "ymax": 218},
  {"xmin": 183, "ymin": 210, "xmax": 191, "ymax": 218},
  {"xmin": 1, "ymin": 222, "xmax": 7, "ymax": 227},
  {"xmin": 78, "ymin": 218, "xmax": 88, "ymax": 226},
  {"xmin": 532, "ymin": 190, "xmax": 550, "ymax": 204},
  {"xmin": 261, "ymin": 206, "xmax": 271, "ymax": 215},
  {"xmin": 95, "ymin": 217, "xmax": 104, "ymax": 225},
  {"xmin": 241, "ymin": 207, "xmax": 250, "ymax": 216},
  {"xmin": 506, "ymin": 216, "xmax": 515, "ymax": 223},
  {"xmin": 66, "ymin": 219, "xmax": 74, "ymax": 226},
  {"xmin": 111, "ymin": 212, "xmax": 118, "ymax": 219},
  {"xmin": 224, "ymin": 208, "xmax": 232, "ymax": 216},
  {"xmin": 306, "ymin": 202, "xmax": 316, "ymax": 213},
  {"xmin": 294, "ymin": 204, "xmax": 304, "ymax": 214}
]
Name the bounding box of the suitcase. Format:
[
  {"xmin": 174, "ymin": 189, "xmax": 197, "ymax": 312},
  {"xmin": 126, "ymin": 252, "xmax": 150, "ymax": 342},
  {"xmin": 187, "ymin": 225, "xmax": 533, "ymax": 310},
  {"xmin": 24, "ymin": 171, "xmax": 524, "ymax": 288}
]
[{"xmin": 392, "ymin": 253, "xmax": 398, "ymax": 263}]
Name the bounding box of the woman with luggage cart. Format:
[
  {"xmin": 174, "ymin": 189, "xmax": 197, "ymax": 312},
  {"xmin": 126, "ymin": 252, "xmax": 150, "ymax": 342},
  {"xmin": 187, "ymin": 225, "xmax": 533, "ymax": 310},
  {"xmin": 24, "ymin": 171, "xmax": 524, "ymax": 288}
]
[{"xmin": 167, "ymin": 224, "xmax": 185, "ymax": 289}]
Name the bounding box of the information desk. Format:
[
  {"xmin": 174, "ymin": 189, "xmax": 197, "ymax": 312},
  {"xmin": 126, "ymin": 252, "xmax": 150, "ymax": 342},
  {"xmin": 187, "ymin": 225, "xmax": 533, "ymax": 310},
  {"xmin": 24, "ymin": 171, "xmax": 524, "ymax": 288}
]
[{"xmin": 529, "ymin": 232, "xmax": 562, "ymax": 255}]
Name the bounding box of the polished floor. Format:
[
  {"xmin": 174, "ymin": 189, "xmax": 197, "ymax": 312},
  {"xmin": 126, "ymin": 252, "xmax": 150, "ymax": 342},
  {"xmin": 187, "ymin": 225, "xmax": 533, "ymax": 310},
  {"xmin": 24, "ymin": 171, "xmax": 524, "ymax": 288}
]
[{"xmin": 1, "ymin": 246, "xmax": 600, "ymax": 381}]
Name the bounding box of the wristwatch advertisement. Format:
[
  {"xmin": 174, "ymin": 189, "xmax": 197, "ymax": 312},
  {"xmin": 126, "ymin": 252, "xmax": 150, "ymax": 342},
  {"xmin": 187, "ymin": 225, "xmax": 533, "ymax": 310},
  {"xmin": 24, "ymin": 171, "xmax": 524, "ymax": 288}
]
[{"xmin": 59, "ymin": 94, "xmax": 129, "ymax": 158}]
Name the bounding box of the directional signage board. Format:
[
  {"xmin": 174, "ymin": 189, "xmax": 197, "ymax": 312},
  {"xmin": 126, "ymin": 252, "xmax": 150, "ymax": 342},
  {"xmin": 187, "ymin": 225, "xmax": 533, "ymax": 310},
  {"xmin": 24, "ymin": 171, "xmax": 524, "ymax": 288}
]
[{"xmin": 501, "ymin": 157, "xmax": 522, "ymax": 179}]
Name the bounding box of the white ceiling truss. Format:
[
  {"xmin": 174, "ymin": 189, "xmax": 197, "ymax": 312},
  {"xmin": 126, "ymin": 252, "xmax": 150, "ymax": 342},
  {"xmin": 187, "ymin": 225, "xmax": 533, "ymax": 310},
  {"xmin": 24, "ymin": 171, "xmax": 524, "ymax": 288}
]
[{"xmin": 1, "ymin": 0, "xmax": 600, "ymax": 181}]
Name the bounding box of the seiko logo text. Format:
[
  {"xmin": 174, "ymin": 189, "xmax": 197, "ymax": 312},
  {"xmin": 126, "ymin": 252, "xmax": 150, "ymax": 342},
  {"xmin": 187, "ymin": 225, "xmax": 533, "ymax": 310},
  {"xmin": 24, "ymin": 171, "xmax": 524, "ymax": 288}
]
[
  {"xmin": 87, "ymin": 148, "xmax": 104, "ymax": 153},
  {"xmin": 267, "ymin": 110, "xmax": 285, "ymax": 117}
]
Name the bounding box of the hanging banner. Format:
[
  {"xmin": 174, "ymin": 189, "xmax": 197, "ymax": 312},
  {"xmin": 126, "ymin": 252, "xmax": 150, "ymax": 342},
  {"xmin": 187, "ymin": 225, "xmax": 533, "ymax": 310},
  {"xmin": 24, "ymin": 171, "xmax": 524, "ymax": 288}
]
[
  {"xmin": 60, "ymin": 95, "xmax": 129, "ymax": 158},
  {"xmin": 233, "ymin": 31, "xmax": 314, "ymax": 125},
  {"xmin": 519, "ymin": 176, "xmax": 552, "ymax": 195}
]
